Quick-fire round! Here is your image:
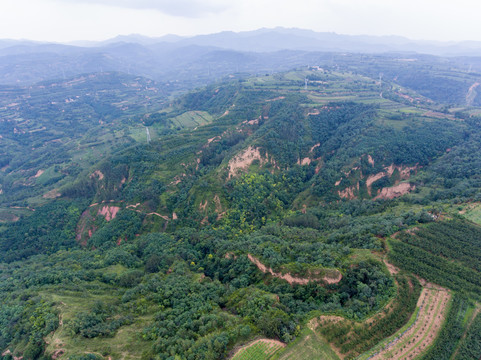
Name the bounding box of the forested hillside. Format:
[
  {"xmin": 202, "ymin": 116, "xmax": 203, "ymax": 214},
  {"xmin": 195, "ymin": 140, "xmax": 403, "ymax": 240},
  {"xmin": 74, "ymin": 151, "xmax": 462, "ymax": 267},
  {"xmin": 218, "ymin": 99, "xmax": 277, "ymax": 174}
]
[{"xmin": 1, "ymin": 56, "xmax": 481, "ymax": 360}]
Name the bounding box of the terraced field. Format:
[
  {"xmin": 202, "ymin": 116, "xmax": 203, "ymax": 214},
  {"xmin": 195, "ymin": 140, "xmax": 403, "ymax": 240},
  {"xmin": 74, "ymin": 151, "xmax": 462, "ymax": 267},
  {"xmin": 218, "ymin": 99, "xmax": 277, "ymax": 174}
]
[{"xmin": 359, "ymin": 285, "xmax": 451, "ymax": 360}]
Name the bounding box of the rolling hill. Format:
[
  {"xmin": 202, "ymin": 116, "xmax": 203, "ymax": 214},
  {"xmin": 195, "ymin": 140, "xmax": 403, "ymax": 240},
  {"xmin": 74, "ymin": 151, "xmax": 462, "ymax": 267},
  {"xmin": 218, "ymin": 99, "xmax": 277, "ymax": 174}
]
[{"xmin": 1, "ymin": 48, "xmax": 481, "ymax": 360}]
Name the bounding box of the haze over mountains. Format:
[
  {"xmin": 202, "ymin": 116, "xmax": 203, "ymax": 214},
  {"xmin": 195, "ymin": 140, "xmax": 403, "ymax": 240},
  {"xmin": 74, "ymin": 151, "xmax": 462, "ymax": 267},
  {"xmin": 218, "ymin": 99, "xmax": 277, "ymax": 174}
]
[
  {"xmin": 2, "ymin": 27, "xmax": 481, "ymax": 87},
  {"xmin": 32, "ymin": 28, "xmax": 481, "ymax": 55}
]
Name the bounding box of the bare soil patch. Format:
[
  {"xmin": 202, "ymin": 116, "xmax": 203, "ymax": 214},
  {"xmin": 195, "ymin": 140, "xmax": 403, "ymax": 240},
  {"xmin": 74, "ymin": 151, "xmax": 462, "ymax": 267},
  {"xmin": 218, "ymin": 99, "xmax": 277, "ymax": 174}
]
[
  {"xmin": 243, "ymin": 117, "xmax": 260, "ymax": 125},
  {"xmin": 207, "ymin": 136, "xmax": 220, "ymax": 144},
  {"xmin": 324, "ymin": 271, "xmax": 343, "ymax": 284},
  {"xmin": 89, "ymin": 170, "xmax": 104, "ymax": 180},
  {"xmin": 424, "ymin": 110, "xmax": 456, "ymax": 120},
  {"xmin": 34, "ymin": 169, "xmax": 44, "ymax": 178},
  {"xmin": 466, "ymin": 82, "xmax": 480, "ymax": 106},
  {"xmin": 374, "ymin": 182, "xmax": 415, "ymax": 200},
  {"xmin": 339, "ymin": 183, "xmax": 359, "ymax": 200},
  {"xmin": 363, "ymin": 164, "xmax": 418, "ymax": 197},
  {"xmin": 199, "ymin": 200, "xmax": 208, "ymax": 211},
  {"xmin": 383, "ymin": 259, "xmax": 399, "ymax": 275},
  {"xmin": 76, "ymin": 208, "xmax": 96, "ymax": 244},
  {"xmin": 310, "ymin": 143, "xmax": 320, "ymax": 153},
  {"xmin": 126, "ymin": 203, "xmax": 141, "ymax": 209},
  {"xmin": 228, "ymin": 146, "xmax": 269, "ymax": 178},
  {"xmin": 384, "ymin": 164, "xmax": 417, "ymax": 179},
  {"xmin": 298, "ymin": 157, "xmax": 311, "ymax": 165},
  {"xmin": 134, "ymin": 210, "xmax": 169, "ymax": 221},
  {"xmin": 265, "ymin": 96, "xmax": 285, "ymax": 102},
  {"xmin": 366, "ymin": 172, "xmax": 386, "ymax": 195},
  {"xmin": 43, "ymin": 189, "xmax": 61, "ymax": 199},
  {"xmin": 51, "ymin": 349, "xmax": 65, "ymax": 360},
  {"xmin": 367, "ymin": 155, "xmax": 375, "ymax": 166},
  {"xmin": 396, "ymin": 92, "xmax": 416, "ymax": 103},
  {"xmin": 98, "ymin": 206, "xmax": 120, "ymax": 222}
]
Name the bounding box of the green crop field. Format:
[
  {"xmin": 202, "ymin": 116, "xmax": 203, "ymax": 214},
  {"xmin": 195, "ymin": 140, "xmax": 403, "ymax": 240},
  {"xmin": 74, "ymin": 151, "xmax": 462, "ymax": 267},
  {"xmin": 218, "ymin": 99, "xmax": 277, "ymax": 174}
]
[
  {"xmin": 274, "ymin": 328, "xmax": 339, "ymax": 360},
  {"xmin": 170, "ymin": 111, "xmax": 213, "ymax": 128},
  {"xmin": 232, "ymin": 340, "xmax": 284, "ymax": 360}
]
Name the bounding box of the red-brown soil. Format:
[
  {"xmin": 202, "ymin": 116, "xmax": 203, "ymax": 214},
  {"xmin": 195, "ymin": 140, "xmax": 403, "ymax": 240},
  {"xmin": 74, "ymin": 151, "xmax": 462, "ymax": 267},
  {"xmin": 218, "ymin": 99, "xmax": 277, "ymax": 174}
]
[
  {"xmin": 374, "ymin": 182, "xmax": 415, "ymax": 200},
  {"xmin": 97, "ymin": 206, "xmax": 120, "ymax": 222}
]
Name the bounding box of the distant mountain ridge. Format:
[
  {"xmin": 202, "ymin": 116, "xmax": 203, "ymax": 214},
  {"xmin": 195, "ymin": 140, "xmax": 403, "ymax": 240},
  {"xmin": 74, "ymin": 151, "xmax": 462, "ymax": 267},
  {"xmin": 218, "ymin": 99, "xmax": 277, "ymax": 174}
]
[
  {"xmin": 4, "ymin": 27, "xmax": 481, "ymax": 55},
  {"xmin": 2, "ymin": 27, "xmax": 481, "ymax": 88}
]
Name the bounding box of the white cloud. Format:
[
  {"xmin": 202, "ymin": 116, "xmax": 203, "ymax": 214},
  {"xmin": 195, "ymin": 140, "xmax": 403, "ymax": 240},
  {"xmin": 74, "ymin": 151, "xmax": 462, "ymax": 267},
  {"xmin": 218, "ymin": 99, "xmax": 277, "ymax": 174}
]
[
  {"xmin": 0, "ymin": 0, "xmax": 480, "ymax": 42},
  {"xmin": 55, "ymin": 0, "xmax": 228, "ymax": 17}
]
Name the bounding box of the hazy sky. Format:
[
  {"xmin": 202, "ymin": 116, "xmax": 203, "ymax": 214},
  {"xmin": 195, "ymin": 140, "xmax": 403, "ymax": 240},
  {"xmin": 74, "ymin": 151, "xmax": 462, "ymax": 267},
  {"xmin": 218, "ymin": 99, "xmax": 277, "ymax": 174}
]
[{"xmin": 1, "ymin": 0, "xmax": 480, "ymax": 43}]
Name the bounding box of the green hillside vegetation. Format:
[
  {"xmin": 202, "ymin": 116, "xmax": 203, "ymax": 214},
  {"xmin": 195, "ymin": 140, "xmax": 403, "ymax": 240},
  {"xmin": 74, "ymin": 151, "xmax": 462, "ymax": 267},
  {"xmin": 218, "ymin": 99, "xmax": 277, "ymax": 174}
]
[
  {"xmin": 1, "ymin": 60, "xmax": 481, "ymax": 360},
  {"xmin": 388, "ymin": 219, "xmax": 481, "ymax": 299}
]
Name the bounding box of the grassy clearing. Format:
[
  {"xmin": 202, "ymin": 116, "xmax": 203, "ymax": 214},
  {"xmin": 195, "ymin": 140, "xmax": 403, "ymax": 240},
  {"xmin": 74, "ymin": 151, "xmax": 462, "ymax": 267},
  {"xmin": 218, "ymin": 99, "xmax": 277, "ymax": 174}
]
[
  {"xmin": 283, "ymin": 71, "xmax": 312, "ymax": 81},
  {"xmin": 127, "ymin": 125, "xmax": 151, "ymax": 143},
  {"xmin": 348, "ymin": 249, "xmax": 379, "ymax": 263},
  {"xmin": 458, "ymin": 202, "xmax": 481, "ymax": 225},
  {"xmin": 0, "ymin": 207, "xmax": 28, "ymax": 222},
  {"xmin": 34, "ymin": 166, "xmax": 63, "ymax": 186},
  {"xmin": 42, "ymin": 290, "xmax": 153, "ymax": 360},
  {"xmin": 274, "ymin": 328, "xmax": 339, "ymax": 360},
  {"xmin": 376, "ymin": 119, "xmax": 408, "ymax": 130}
]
